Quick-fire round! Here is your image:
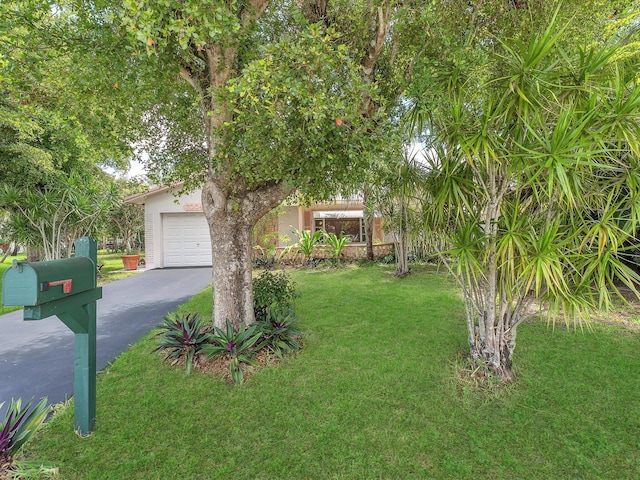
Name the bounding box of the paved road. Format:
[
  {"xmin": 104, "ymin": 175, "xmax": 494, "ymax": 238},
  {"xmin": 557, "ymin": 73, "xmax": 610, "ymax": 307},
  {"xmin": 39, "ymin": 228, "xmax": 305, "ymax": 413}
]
[{"xmin": 0, "ymin": 267, "xmax": 212, "ymax": 417}]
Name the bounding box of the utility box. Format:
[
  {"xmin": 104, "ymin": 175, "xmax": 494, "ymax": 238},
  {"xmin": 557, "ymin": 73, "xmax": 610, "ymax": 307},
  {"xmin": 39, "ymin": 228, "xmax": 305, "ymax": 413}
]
[{"xmin": 3, "ymin": 257, "xmax": 96, "ymax": 307}]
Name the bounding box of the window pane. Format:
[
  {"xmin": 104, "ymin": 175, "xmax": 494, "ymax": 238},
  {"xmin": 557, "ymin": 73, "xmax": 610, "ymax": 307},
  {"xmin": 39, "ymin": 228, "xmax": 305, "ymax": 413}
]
[{"xmin": 324, "ymin": 218, "xmax": 362, "ymax": 242}]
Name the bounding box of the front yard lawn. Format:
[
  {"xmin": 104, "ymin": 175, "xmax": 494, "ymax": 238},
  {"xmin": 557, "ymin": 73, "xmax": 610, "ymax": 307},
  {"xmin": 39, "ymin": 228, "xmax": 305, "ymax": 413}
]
[{"xmin": 21, "ymin": 265, "xmax": 640, "ymax": 479}]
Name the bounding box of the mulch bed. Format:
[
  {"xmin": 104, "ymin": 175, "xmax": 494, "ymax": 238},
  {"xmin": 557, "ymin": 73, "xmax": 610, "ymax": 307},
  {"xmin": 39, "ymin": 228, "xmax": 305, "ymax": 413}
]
[{"xmin": 168, "ymin": 350, "xmax": 283, "ymax": 383}]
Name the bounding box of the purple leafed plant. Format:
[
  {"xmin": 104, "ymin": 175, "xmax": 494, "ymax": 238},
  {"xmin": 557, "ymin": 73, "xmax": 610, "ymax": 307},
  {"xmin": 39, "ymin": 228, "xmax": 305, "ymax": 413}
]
[{"xmin": 0, "ymin": 397, "xmax": 49, "ymax": 468}]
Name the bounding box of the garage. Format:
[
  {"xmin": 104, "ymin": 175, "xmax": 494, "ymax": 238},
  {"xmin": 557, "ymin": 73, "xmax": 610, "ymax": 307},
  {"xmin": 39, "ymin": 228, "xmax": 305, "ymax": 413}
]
[{"xmin": 162, "ymin": 213, "xmax": 212, "ymax": 267}]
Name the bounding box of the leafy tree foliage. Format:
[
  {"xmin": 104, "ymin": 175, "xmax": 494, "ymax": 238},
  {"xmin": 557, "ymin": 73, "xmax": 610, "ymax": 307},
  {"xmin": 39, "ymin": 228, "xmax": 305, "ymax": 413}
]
[
  {"xmin": 0, "ymin": 1, "xmax": 141, "ymax": 258},
  {"xmin": 414, "ymin": 9, "xmax": 640, "ymax": 380},
  {"xmin": 24, "ymin": 0, "xmax": 416, "ymax": 329},
  {"xmin": 103, "ymin": 178, "xmax": 147, "ymax": 252},
  {"xmin": 0, "ymin": 174, "xmax": 118, "ymax": 260}
]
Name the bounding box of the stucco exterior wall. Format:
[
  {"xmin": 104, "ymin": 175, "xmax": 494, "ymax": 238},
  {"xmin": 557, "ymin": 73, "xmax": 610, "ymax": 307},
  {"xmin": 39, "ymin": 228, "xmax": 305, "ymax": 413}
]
[
  {"xmin": 141, "ymin": 188, "xmax": 205, "ymax": 269},
  {"xmin": 277, "ymin": 206, "xmax": 301, "ymax": 248}
]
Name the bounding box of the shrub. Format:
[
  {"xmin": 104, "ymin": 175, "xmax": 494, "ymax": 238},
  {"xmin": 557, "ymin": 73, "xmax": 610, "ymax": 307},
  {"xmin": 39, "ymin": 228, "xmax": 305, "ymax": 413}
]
[
  {"xmin": 154, "ymin": 313, "xmax": 210, "ymax": 374},
  {"xmin": 0, "ymin": 397, "xmax": 49, "ymax": 471},
  {"xmin": 255, "ymin": 305, "xmax": 302, "ymax": 358},
  {"xmin": 202, "ymin": 320, "xmax": 262, "ymax": 385},
  {"xmin": 324, "ymin": 232, "xmax": 350, "ymax": 262},
  {"xmin": 253, "ymin": 270, "xmax": 297, "ymax": 322},
  {"xmin": 280, "ymin": 229, "xmax": 323, "ymax": 265}
]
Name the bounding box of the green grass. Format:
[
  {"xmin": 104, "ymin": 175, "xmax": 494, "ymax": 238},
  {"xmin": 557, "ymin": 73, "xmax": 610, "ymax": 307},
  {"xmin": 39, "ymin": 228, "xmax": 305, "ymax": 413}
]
[
  {"xmin": 21, "ymin": 265, "xmax": 640, "ymax": 479},
  {"xmin": 96, "ymin": 251, "xmax": 145, "ymax": 285}
]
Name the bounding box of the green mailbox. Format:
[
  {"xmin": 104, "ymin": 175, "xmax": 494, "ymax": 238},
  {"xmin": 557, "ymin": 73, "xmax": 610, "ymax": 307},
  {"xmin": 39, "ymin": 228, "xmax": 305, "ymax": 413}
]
[
  {"xmin": 1, "ymin": 237, "xmax": 102, "ymax": 436},
  {"xmin": 3, "ymin": 257, "xmax": 96, "ymax": 307}
]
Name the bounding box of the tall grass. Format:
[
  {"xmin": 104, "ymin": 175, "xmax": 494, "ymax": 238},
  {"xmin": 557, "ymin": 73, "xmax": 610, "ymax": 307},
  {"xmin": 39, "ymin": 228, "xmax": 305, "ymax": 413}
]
[{"xmin": 21, "ymin": 265, "xmax": 640, "ymax": 479}]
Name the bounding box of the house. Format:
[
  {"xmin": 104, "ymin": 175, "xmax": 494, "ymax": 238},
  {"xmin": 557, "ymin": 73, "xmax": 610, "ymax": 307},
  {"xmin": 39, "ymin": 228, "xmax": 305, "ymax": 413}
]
[{"xmin": 126, "ymin": 185, "xmax": 392, "ymax": 269}]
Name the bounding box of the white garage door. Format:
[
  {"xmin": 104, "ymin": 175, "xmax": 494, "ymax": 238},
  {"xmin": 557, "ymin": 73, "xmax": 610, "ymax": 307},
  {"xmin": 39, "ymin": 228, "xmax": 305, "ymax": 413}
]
[{"xmin": 163, "ymin": 214, "xmax": 212, "ymax": 267}]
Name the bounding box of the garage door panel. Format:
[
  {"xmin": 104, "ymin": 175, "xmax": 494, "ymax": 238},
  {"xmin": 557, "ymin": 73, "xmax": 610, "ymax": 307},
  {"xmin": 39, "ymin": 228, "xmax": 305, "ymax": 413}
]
[{"xmin": 163, "ymin": 214, "xmax": 212, "ymax": 267}]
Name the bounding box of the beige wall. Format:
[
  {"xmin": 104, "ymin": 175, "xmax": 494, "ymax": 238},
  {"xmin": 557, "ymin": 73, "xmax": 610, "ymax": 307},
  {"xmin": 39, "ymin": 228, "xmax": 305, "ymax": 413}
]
[
  {"xmin": 136, "ymin": 189, "xmax": 393, "ymax": 268},
  {"xmin": 141, "ymin": 188, "xmax": 205, "ymax": 269},
  {"xmin": 277, "ymin": 206, "xmax": 301, "ymax": 248}
]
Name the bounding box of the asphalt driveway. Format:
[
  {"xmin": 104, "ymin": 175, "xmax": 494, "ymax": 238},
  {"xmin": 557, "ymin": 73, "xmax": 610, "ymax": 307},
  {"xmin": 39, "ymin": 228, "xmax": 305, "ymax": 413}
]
[{"xmin": 0, "ymin": 267, "xmax": 212, "ymax": 417}]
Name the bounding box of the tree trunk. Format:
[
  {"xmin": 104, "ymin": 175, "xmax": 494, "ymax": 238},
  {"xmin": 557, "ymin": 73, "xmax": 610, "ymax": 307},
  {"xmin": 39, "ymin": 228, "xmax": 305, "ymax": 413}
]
[
  {"xmin": 0, "ymin": 241, "xmax": 13, "ymax": 263},
  {"xmin": 27, "ymin": 244, "xmax": 41, "ymax": 262},
  {"xmin": 394, "ymin": 201, "xmax": 410, "ymax": 277},
  {"xmin": 469, "ymin": 312, "xmax": 516, "ymax": 382},
  {"xmin": 363, "ymin": 186, "xmax": 375, "ymax": 261},
  {"xmin": 202, "ymin": 178, "xmax": 290, "ymax": 330}
]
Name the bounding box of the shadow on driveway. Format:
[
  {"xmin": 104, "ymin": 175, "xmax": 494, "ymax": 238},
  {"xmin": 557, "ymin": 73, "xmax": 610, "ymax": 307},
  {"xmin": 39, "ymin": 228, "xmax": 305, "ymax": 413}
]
[{"xmin": 0, "ymin": 267, "xmax": 212, "ymax": 417}]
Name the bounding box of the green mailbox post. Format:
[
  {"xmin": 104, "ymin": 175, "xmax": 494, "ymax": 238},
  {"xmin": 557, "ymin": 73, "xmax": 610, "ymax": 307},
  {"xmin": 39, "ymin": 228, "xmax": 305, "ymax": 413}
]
[{"xmin": 2, "ymin": 237, "xmax": 102, "ymax": 436}]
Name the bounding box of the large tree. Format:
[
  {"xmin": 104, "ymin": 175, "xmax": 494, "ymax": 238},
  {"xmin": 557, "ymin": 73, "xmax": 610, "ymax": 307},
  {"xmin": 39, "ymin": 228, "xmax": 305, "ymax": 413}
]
[
  {"xmin": 414, "ymin": 10, "xmax": 640, "ymax": 380},
  {"xmin": 0, "ymin": 1, "xmax": 138, "ymax": 258},
  {"xmin": 39, "ymin": 0, "xmax": 439, "ymax": 329}
]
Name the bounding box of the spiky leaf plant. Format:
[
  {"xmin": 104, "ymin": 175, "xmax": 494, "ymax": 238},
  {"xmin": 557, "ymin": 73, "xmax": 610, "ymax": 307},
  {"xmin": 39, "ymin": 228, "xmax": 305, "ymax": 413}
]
[
  {"xmin": 202, "ymin": 320, "xmax": 262, "ymax": 384},
  {"xmin": 154, "ymin": 313, "xmax": 210, "ymax": 374},
  {"xmin": 324, "ymin": 232, "xmax": 351, "ymax": 262},
  {"xmin": 255, "ymin": 305, "xmax": 302, "ymax": 358},
  {"xmin": 0, "ymin": 397, "xmax": 49, "ymax": 470}
]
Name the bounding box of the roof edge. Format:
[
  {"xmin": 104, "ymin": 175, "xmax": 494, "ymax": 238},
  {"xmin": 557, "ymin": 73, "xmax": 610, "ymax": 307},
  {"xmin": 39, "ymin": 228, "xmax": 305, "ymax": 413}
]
[{"xmin": 124, "ymin": 181, "xmax": 186, "ymax": 205}]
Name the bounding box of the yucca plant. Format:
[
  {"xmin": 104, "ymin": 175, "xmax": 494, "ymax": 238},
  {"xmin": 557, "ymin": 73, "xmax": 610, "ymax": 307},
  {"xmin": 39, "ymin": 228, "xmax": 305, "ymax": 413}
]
[
  {"xmin": 154, "ymin": 313, "xmax": 210, "ymax": 374},
  {"xmin": 280, "ymin": 229, "xmax": 323, "ymax": 265},
  {"xmin": 202, "ymin": 320, "xmax": 262, "ymax": 384},
  {"xmin": 255, "ymin": 305, "xmax": 302, "ymax": 358},
  {"xmin": 324, "ymin": 232, "xmax": 350, "ymax": 262},
  {"xmin": 414, "ymin": 11, "xmax": 640, "ymax": 381},
  {"xmin": 0, "ymin": 397, "xmax": 49, "ymax": 470}
]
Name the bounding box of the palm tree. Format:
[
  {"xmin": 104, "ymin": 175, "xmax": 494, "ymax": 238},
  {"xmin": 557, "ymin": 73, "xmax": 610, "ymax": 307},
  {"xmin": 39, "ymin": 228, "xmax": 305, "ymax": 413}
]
[{"xmin": 414, "ymin": 17, "xmax": 640, "ymax": 380}]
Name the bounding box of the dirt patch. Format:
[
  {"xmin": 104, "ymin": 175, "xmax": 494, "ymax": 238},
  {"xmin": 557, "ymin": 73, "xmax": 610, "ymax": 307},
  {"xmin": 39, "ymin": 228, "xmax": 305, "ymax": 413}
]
[
  {"xmin": 166, "ymin": 350, "xmax": 283, "ymax": 384},
  {"xmin": 0, "ymin": 464, "xmax": 13, "ymax": 480}
]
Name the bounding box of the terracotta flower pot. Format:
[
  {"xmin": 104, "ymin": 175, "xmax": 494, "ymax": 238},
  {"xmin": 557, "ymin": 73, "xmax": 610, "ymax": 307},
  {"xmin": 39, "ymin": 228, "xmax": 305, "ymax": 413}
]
[{"xmin": 121, "ymin": 254, "xmax": 141, "ymax": 271}]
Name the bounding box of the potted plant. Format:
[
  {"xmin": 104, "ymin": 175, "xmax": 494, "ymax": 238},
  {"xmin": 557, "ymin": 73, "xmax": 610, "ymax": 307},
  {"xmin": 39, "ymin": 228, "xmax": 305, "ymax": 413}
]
[{"xmin": 121, "ymin": 248, "xmax": 141, "ymax": 271}]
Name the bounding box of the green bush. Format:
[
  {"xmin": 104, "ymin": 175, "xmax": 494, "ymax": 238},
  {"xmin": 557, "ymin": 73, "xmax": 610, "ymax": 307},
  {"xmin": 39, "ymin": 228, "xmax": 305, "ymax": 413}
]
[
  {"xmin": 255, "ymin": 305, "xmax": 302, "ymax": 358},
  {"xmin": 253, "ymin": 270, "xmax": 297, "ymax": 322}
]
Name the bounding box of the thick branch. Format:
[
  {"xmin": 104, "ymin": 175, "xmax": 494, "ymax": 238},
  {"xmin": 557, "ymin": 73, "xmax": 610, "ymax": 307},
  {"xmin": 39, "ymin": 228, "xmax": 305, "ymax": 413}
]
[
  {"xmin": 179, "ymin": 66, "xmax": 204, "ymax": 96},
  {"xmin": 361, "ymin": 5, "xmax": 391, "ymax": 117},
  {"xmin": 361, "ymin": 5, "xmax": 389, "ymax": 76},
  {"xmin": 240, "ymin": 0, "xmax": 271, "ymax": 29}
]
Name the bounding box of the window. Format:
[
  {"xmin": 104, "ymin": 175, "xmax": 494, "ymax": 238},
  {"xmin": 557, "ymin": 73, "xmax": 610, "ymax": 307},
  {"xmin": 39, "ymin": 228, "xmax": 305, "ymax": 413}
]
[{"xmin": 313, "ymin": 211, "xmax": 365, "ymax": 243}]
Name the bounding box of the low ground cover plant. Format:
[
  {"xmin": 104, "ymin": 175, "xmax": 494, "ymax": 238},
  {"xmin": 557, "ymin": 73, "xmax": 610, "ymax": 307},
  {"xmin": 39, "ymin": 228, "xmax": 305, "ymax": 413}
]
[
  {"xmin": 255, "ymin": 305, "xmax": 301, "ymax": 358},
  {"xmin": 0, "ymin": 397, "xmax": 49, "ymax": 477},
  {"xmin": 155, "ymin": 270, "xmax": 300, "ymax": 383},
  {"xmin": 201, "ymin": 320, "xmax": 262, "ymax": 385},
  {"xmin": 154, "ymin": 313, "xmax": 210, "ymax": 375}
]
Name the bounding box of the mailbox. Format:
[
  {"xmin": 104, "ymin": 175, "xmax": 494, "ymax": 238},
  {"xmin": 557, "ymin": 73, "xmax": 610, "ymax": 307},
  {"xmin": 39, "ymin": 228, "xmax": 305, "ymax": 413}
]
[
  {"xmin": 0, "ymin": 237, "xmax": 102, "ymax": 436},
  {"xmin": 2, "ymin": 257, "xmax": 96, "ymax": 307}
]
